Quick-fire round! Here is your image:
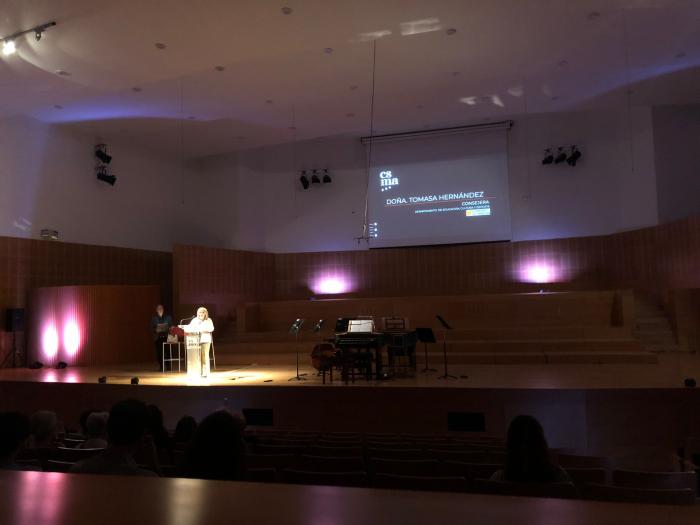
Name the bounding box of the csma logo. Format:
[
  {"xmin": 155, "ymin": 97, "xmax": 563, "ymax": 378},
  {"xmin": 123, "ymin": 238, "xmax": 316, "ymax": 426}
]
[{"xmin": 379, "ymin": 170, "xmax": 399, "ymax": 192}]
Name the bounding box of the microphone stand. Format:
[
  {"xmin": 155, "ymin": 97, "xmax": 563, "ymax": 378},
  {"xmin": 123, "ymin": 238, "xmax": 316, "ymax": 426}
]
[
  {"xmin": 436, "ymin": 315, "xmax": 457, "ymax": 380},
  {"xmin": 288, "ymin": 319, "xmax": 307, "ymax": 381}
]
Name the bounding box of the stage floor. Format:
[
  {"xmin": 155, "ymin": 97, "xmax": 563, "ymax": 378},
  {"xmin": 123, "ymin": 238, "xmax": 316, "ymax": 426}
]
[{"xmin": 1, "ymin": 353, "xmax": 699, "ymax": 389}]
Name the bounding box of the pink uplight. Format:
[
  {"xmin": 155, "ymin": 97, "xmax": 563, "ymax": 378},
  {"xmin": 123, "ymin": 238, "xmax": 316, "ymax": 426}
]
[
  {"xmin": 311, "ymin": 274, "xmax": 353, "ymax": 295},
  {"xmin": 518, "ymin": 261, "xmax": 561, "ymax": 284},
  {"xmin": 63, "ymin": 321, "xmax": 81, "ymax": 356},
  {"xmin": 42, "ymin": 326, "xmax": 59, "ymax": 358}
]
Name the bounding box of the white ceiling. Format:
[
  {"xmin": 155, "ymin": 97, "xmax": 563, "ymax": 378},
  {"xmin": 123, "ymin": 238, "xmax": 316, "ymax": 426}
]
[{"xmin": 1, "ymin": 0, "xmax": 699, "ymax": 158}]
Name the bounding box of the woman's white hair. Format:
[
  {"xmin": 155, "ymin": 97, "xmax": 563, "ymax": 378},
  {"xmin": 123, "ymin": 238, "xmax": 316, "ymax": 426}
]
[{"xmin": 196, "ymin": 306, "xmax": 209, "ymax": 319}]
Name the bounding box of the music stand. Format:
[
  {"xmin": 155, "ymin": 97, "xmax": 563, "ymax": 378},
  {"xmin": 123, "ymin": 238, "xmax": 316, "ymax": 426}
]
[
  {"xmin": 415, "ymin": 327, "xmax": 437, "ymax": 373},
  {"xmin": 288, "ymin": 319, "xmax": 307, "ymax": 381},
  {"xmin": 435, "ymin": 315, "xmax": 457, "ymax": 380}
]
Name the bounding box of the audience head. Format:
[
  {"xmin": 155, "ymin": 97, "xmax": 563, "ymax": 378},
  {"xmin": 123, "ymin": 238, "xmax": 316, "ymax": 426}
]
[
  {"xmin": 156, "ymin": 304, "xmax": 164, "ymax": 316},
  {"xmin": 504, "ymin": 414, "xmax": 558, "ymax": 483},
  {"xmin": 107, "ymin": 399, "xmax": 150, "ymax": 449},
  {"xmin": 181, "ymin": 409, "xmax": 245, "ymax": 481},
  {"xmin": 30, "ymin": 410, "xmax": 59, "ymax": 448},
  {"xmin": 147, "ymin": 404, "xmax": 171, "ymax": 449},
  {"xmin": 85, "ymin": 412, "xmax": 109, "ymax": 440},
  {"xmin": 174, "ymin": 416, "xmax": 197, "ymax": 444},
  {"xmin": 0, "ymin": 412, "xmax": 30, "ymax": 466}
]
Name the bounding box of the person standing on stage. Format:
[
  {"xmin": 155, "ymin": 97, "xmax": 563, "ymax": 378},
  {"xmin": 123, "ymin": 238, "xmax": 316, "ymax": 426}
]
[
  {"xmin": 180, "ymin": 307, "xmax": 214, "ymax": 378},
  {"xmin": 151, "ymin": 305, "xmax": 173, "ymax": 371}
]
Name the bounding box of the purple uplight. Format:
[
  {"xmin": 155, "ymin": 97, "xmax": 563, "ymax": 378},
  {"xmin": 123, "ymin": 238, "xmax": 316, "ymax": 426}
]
[
  {"xmin": 518, "ymin": 260, "xmax": 561, "ymax": 284},
  {"xmin": 63, "ymin": 320, "xmax": 81, "ymax": 356},
  {"xmin": 42, "ymin": 325, "xmax": 59, "ymax": 359},
  {"xmin": 310, "ymin": 273, "xmax": 354, "ymax": 295}
]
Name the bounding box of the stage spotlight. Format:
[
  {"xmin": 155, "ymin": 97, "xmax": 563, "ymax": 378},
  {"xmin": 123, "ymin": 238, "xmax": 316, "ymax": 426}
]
[
  {"xmin": 322, "ymin": 168, "xmax": 332, "ymax": 184},
  {"xmin": 56, "ymin": 362, "xmax": 68, "ymax": 369},
  {"xmin": 299, "ymin": 171, "xmax": 310, "ymax": 190},
  {"xmin": 35, "ymin": 30, "xmax": 43, "ymax": 41},
  {"xmin": 96, "ymin": 167, "xmax": 117, "ymax": 186},
  {"xmin": 541, "ymin": 149, "xmax": 554, "ymax": 165},
  {"xmin": 95, "ymin": 145, "xmax": 112, "ymax": 164},
  {"xmin": 554, "ymin": 147, "xmax": 567, "ymax": 164},
  {"xmin": 311, "ymin": 170, "xmax": 321, "ymax": 184},
  {"xmin": 566, "ymin": 145, "xmax": 582, "ymax": 166},
  {"xmin": 29, "ymin": 361, "xmax": 43, "ymax": 369},
  {"xmin": 98, "ymin": 376, "xmax": 107, "ymax": 384},
  {"xmin": 130, "ymin": 377, "xmax": 140, "ymax": 385},
  {"xmin": 2, "ymin": 40, "xmax": 16, "ymax": 55}
]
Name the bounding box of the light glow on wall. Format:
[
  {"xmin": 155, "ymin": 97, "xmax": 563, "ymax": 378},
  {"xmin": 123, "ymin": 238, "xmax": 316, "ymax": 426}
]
[
  {"xmin": 310, "ymin": 273, "xmax": 354, "ymax": 295},
  {"xmin": 42, "ymin": 325, "xmax": 59, "ymax": 358},
  {"xmin": 517, "ymin": 260, "xmax": 562, "ymax": 284},
  {"xmin": 63, "ymin": 321, "xmax": 81, "ymax": 356}
]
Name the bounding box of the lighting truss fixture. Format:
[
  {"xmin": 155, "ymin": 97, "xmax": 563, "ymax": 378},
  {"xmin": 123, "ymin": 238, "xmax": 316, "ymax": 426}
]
[
  {"xmin": 566, "ymin": 145, "xmax": 582, "ymax": 166},
  {"xmin": 96, "ymin": 166, "xmax": 117, "ymax": 186},
  {"xmin": 322, "ymin": 169, "xmax": 332, "ymax": 184},
  {"xmin": 95, "ymin": 144, "xmax": 112, "ymax": 164},
  {"xmin": 311, "ymin": 170, "xmax": 321, "ymax": 184},
  {"xmin": 554, "ymin": 147, "xmax": 567, "ymax": 164},
  {"xmin": 1, "ymin": 21, "xmax": 56, "ymax": 56},
  {"xmin": 299, "ymin": 171, "xmax": 310, "ymax": 190},
  {"xmin": 541, "ymin": 149, "xmax": 554, "ymax": 165}
]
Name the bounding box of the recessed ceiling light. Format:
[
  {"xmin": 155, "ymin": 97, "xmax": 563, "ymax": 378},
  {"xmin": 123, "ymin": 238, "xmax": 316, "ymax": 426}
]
[
  {"xmin": 215, "ymin": 65, "xmax": 225, "ymax": 71},
  {"xmin": 2, "ymin": 40, "xmax": 16, "ymax": 56},
  {"xmin": 587, "ymin": 11, "xmax": 600, "ymax": 21},
  {"xmin": 281, "ymin": 6, "xmax": 293, "ymax": 15},
  {"xmin": 349, "ymin": 85, "xmax": 358, "ymax": 91},
  {"xmin": 265, "ymin": 99, "xmax": 274, "ymax": 104},
  {"xmin": 675, "ymin": 52, "xmax": 686, "ymax": 59},
  {"xmin": 155, "ymin": 42, "xmax": 167, "ymax": 50},
  {"xmin": 55, "ymin": 70, "xmax": 71, "ymax": 76},
  {"xmin": 131, "ymin": 86, "xmax": 142, "ymax": 92},
  {"xmin": 445, "ymin": 28, "xmax": 457, "ymax": 35},
  {"xmin": 53, "ymin": 104, "xmax": 63, "ymax": 109},
  {"xmin": 323, "ymin": 47, "xmax": 333, "ymax": 54}
]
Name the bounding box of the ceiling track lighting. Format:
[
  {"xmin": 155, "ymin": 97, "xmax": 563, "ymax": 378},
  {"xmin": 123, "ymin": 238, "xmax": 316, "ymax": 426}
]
[
  {"xmin": 542, "ymin": 145, "xmax": 583, "ymax": 167},
  {"xmin": 299, "ymin": 168, "xmax": 332, "ymax": 189},
  {"xmin": 1, "ymin": 21, "xmax": 56, "ymax": 56}
]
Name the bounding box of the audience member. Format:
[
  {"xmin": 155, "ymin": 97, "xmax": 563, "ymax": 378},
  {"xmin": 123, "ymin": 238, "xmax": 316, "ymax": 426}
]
[
  {"xmin": 173, "ymin": 415, "xmax": 197, "ymax": 445},
  {"xmin": 70, "ymin": 399, "xmax": 156, "ymax": 476},
  {"xmin": 491, "ymin": 415, "xmax": 571, "ymax": 483},
  {"xmin": 79, "ymin": 412, "xmax": 109, "ymax": 449},
  {"xmin": 179, "ymin": 410, "xmax": 246, "ymax": 481},
  {"xmin": 28, "ymin": 410, "xmax": 61, "ymax": 448},
  {"xmin": 79, "ymin": 408, "xmax": 100, "ymax": 437},
  {"xmin": 0, "ymin": 412, "xmax": 31, "ymax": 470},
  {"xmin": 147, "ymin": 404, "xmax": 173, "ymax": 452}
]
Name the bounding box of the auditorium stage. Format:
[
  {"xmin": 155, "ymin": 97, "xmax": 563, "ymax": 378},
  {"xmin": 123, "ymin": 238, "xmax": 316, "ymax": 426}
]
[
  {"xmin": 0, "ymin": 354, "xmax": 698, "ymax": 389},
  {"xmin": 2, "ymin": 356, "xmax": 699, "ymax": 461}
]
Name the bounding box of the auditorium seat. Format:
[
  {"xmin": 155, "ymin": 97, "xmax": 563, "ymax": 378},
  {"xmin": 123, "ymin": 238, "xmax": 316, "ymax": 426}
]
[
  {"xmin": 612, "ymin": 469, "xmax": 697, "ymax": 491},
  {"xmin": 52, "ymin": 447, "xmax": 104, "ymax": 463},
  {"xmin": 563, "ymin": 467, "xmax": 608, "ymax": 488},
  {"xmin": 439, "ymin": 462, "xmax": 502, "ymax": 480},
  {"xmin": 45, "ymin": 460, "xmax": 74, "ymax": 473},
  {"xmin": 62, "ymin": 437, "xmax": 86, "ymax": 448},
  {"xmin": 583, "ymin": 483, "xmax": 696, "ymax": 505},
  {"xmin": 282, "ymin": 469, "xmax": 368, "ymax": 488},
  {"xmin": 365, "ymin": 441, "xmax": 419, "ymax": 450},
  {"xmin": 308, "ymin": 446, "xmax": 365, "ymax": 457},
  {"xmin": 296, "ymin": 455, "xmax": 366, "ymax": 472},
  {"xmin": 470, "ymin": 479, "xmax": 579, "ymax": 499},
  {"xmin": 373, "ymin": 473, "xmax": 468, "ymax": 492},
  {"xmin": 557, "ymin": 454, "xmax": 613, "ymax": 469},
  {"xmin": 244, "ymin": 453, "xmax": 297, "ymax": 472},
  {"xmin": 366, "ymin": 448, "xmax": 426, "ymax": 461},
  {"xmin": 255, "ymin": 443, "xmax": 308, "ymax": 455},
  {"xmin": 369, "ymin": 458, "xmax": 442, "ymax": 477},
  {"xmin": 428, "ymin": 449, "xmax": 506, "ymax": 464}
]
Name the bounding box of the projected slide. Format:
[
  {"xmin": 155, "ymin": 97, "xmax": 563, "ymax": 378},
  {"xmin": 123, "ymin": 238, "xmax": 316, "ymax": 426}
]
[{"xmin": 366, "ymin": 131, "xmax": 512, "ymax": 248}]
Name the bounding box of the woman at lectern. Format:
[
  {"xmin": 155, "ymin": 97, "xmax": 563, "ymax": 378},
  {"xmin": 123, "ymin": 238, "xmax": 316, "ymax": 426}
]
[{"xmin": 179, "ymin": 307, "xmax": 214, "ymax": 379}]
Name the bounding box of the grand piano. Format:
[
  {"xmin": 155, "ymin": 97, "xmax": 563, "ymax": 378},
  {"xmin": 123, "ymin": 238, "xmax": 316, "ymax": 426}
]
[{"xmin": 333, "ymin": 317, "xmax": 416, "ymax": 380}]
